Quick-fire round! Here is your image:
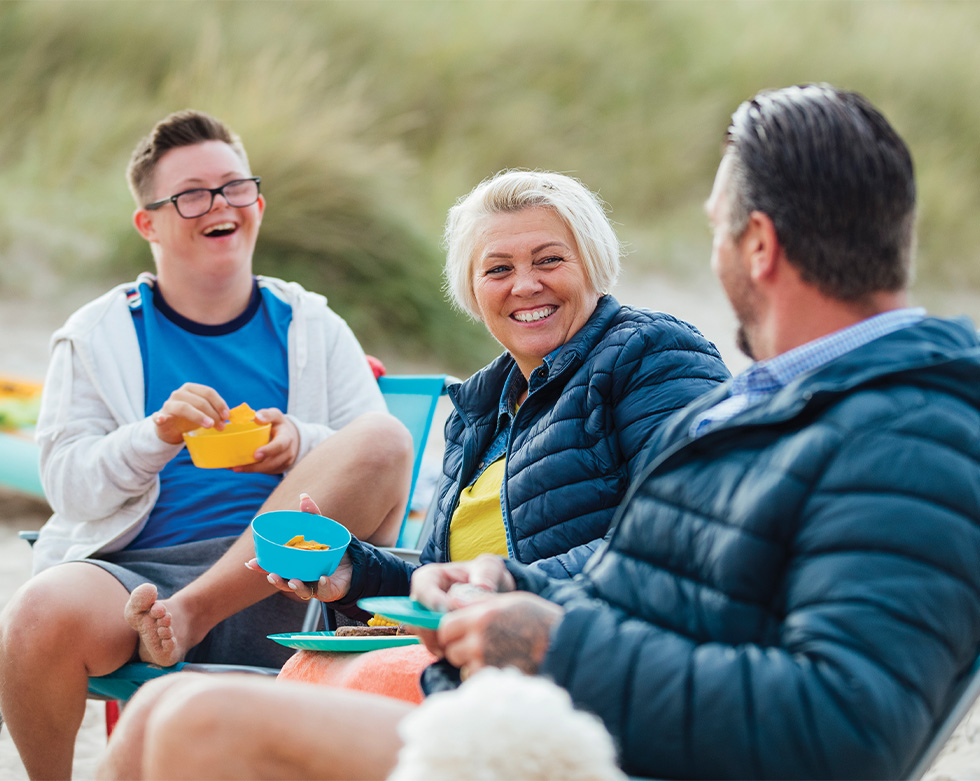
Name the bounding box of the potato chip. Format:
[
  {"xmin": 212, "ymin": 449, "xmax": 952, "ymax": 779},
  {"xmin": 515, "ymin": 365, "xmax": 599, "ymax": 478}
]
[
  {"xmin": 284, "ymin": 535, "xmax": 331, "ymax": 551},
  {"xmin": 228, "ymin": 402, "xmax": 257, "ymax": 425}
]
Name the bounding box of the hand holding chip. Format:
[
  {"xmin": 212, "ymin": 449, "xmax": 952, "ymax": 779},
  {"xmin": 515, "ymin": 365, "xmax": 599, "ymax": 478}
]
[
  {"xmin": 231, "ymin": 407, "xmax": 300, "ymax": 474},
  {"xmin": 409, "ymin": 554, "xmax": 516, "ymax": 613},
  {"xmin": 410, "ymin": 556, "xmax": 559, "ymax": 674},
  {"xmin": 152, "ymin": 382, "xmax": 230, "ymax": 445},
  {"xmin": 416, "ymin": 591, "xmax": 564, "ymax": 677}
]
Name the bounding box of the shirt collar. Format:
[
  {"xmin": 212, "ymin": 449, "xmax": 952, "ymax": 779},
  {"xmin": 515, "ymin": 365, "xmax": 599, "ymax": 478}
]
[
  {"xmin": 731, "ymin": 307, "xmax": 926, "ymax": 396},
  {"xmin": 689, "ymin": 307, "xmax": 926, "ymax": 439},
  {"xmin": 495, "ymin": 347, "xmax": 562, "ymax": 427}
]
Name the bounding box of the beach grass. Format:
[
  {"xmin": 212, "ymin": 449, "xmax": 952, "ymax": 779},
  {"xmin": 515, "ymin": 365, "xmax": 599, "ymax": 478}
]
[{"xmin": 1, "ymin": 0, "xmax": 978, "ymax": 373}]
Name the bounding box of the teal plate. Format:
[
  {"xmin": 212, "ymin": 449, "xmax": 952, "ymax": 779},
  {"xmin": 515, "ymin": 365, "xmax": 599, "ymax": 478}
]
[
  {"xmin": 267, "ymin": 631, "xmax": 420, "ymax": 652},
  {"xmin": 357, "ymin": 596, "xmax": 445, "ymax": 630}
]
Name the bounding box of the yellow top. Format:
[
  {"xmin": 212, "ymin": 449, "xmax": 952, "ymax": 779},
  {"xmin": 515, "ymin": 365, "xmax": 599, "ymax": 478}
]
[{"xmin": 448, "ymin": 457, "xmax": 508, "ymax": 561}]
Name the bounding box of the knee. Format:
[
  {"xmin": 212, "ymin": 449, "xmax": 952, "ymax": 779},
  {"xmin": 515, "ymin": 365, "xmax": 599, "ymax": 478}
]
[
  {"xmin": 105, "ymin": 674, "xmax": 206, "ymax": 778},
  {"xmin": 143, "ymin": 679, "xmax": 260, "ymax": 774},
  {"xmin": 105, "ymin": 673, "xmax": 198, "ymax": 763},
  {"xmin": 121, "ymin": 672, "xmax": 197, "ymax": 726},
  {"xmin": 153, "ymin": 677, "xmax": 257, "ymax": 735},
  {"xmin": 0, "ymin": 577, "xmax": 76, "ymax": 658},
  {"xmin": 353, "ymin": 412, "xmax": 414, "ymax": 474}
]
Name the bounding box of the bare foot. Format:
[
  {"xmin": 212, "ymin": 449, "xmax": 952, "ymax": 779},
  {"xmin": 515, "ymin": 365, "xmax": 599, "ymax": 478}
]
[{"xmin": 123, "ymin": 583, "xmax": 185, "ymax": 667}]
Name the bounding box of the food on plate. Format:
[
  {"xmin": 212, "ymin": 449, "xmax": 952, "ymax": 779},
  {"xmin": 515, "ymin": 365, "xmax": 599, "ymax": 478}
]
[
  {"xmin": 284, "ymin": 535, "xmax": 331, "ymax": 551},
  {"xmin": 367, "ymin": 614, "xmax": 400, "ymax": 628},
  {"xmin": 334, "ymin": 625, "xmax": 411, "ymax": 637}
]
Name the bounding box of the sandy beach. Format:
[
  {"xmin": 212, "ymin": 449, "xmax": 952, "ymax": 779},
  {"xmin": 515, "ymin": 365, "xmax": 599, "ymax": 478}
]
[{"xmin": 0, "ymin": 273, "xmax": 978, "ymax": 779}]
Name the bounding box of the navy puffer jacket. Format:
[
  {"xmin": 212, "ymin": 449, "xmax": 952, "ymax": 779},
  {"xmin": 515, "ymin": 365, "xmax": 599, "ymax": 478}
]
[
  {"xmin": 335, "ymin": 295, "xmax": 730, "ymax": 612},
  {"xmin": 511, "ymin": 316, "xmax": 980, "ymax": 780}
]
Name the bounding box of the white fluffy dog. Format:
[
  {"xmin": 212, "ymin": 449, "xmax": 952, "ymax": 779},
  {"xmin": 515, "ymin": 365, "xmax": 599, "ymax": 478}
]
[{"xmin": 388, "ymin": 667, "xmax": 626, "ymax": 781}]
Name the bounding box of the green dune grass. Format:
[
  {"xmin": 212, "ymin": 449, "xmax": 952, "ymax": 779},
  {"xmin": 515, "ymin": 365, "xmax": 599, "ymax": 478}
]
[{"xmin": 1, "ymin": 0, "xmax": 978, "ymax": 373}]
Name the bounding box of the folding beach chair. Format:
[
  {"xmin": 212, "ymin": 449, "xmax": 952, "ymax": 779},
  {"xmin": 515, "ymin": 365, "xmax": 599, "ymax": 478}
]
[
  {"xmin": 15, "ymin": 371, "xmax": 455, "ymax": 735},
  {"xmin": 375, "ymin": 374, "xmax": 451, "ymax": 550}
]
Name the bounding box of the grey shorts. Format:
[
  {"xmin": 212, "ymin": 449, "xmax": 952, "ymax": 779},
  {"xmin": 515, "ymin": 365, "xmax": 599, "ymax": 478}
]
[{"xmin": 79, "ymin": 535, "xmax": 309, "ymax": 669}]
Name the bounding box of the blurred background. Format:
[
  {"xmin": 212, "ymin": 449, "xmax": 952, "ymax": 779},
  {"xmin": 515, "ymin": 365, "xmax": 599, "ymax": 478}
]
[
  {"xmin": 1, "ymin": 0, "xmax": 979, "ymax": 377},
  {"xmin": 3, "ymin": 6, "xmax": 980, "ymax": 773}
]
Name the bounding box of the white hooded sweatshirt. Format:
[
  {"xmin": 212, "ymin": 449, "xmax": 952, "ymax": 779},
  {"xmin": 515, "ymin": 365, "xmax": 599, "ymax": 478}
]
[{"xmin": 33, "ymin": 273, "xmax": 384, "ymax": 573}]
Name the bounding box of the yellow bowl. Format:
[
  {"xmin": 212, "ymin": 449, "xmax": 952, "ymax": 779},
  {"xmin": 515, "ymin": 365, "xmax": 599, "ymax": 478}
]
[{"xmin": 182, "ymin": 422, "xmax": 272, "ymax": 469}]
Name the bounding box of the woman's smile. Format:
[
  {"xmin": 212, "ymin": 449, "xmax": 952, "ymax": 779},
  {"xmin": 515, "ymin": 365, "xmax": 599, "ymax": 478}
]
[
  {"xmin": 472, "ymin": 207, "xmax": 600, "ymax": 378},
  {"xmin": 511, "ymin": 305, "xmax": 558, "ymax": 323}
]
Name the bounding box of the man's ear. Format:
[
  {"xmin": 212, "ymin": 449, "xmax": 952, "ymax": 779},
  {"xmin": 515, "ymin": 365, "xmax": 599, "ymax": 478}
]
[
  {"xmin": 740, "ymin": 210, "xmax": 780, "ymax": 282},
  {"xmin": 133, "ymin": 209, "xmax": 157, "ymax": 243},
  {"xmin": 255, "ymin": 194, "xmax": 266, "ymax": 224}
]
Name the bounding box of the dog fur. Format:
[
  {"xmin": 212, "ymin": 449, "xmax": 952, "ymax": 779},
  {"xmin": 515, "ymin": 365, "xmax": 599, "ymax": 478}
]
[{"xmin": 388, "ymin": 667, "xmax": 625, "ymax": 781}]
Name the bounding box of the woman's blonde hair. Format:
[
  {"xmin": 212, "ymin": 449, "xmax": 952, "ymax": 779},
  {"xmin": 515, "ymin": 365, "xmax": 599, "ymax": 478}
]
[{"xmin": 443, "ymin": 170, "xmax": 622, "ymax": 320}]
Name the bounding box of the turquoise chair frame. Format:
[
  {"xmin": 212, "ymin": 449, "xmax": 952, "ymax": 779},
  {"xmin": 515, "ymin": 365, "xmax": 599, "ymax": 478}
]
[
  {"xmin": 14, "ymin": 373, "xmax": 453, "ymax": 731},
  {"xmin": 376, "ymin": 375, "xmax": 450, "ymax": 549}
]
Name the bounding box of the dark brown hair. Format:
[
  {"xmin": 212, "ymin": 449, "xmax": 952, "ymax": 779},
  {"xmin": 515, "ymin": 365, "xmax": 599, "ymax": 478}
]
[
  {"xmin": 724, "ymin": 84, "xmax": 916, "ymax": 301},
  {"xmin": 127, "ymin": 110, "xmax": 250, "ymax": 206}
]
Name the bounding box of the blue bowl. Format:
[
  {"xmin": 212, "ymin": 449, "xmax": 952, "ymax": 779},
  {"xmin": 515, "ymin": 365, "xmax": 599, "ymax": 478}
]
[{"xmin": 251, "ymin": 510, "xmax": 351, "ymax": 582}]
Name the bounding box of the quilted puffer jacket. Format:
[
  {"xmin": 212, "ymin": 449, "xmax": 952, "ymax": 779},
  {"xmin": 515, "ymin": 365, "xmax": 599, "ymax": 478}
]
[
  {"xmin": 335, "ymin": 295, "xmax": 730, "ymax": 613},
  {"xmin": 511, "ymin": 316, "xmax": 980, "ymax": 780}
]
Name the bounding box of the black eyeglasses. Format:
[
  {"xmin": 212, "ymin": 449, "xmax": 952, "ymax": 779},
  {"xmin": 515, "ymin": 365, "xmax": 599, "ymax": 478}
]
[{"xmin": 144, "ymin": 177, "xmax": 261, "ymax": 219}]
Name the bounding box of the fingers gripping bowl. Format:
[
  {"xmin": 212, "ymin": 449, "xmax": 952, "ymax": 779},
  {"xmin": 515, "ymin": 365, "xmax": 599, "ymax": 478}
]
[
  {"xmin": 182, "ymin": 403, "xmax": 271, "ymax": 469},
  {"xmin": 251, "ymin": 510, "xmax": 351, "ymax": 581}
]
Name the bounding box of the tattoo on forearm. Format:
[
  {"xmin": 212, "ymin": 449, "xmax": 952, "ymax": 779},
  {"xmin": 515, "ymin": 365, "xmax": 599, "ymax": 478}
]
[{"xmin": 483, "ymin": 604, "xmax": 551, "ymax": 674}]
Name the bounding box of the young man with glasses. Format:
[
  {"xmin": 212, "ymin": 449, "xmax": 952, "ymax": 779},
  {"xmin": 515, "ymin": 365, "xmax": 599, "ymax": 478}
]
[{"xmin": 0, "ymin": 110, "xmax": 414, "ymax": 780}]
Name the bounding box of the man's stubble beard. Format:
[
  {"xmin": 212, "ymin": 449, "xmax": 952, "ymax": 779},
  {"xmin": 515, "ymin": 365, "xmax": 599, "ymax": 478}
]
[{"xmin": 736, "ymin": 323, "xmax": 756, "ymax": 361}]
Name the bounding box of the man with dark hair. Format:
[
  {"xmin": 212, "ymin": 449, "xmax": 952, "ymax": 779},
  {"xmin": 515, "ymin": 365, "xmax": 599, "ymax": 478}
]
[
  {"xmin": 0, "ymin": 109, "xmax": 413, "ymax": 780},
  {"xmin": 100, "ymin": 85, "xmax": 980, "ymax": 781},
  {"xmin": 723, "ymin": 86, "xmax": 916, "ymax": 302},
  {"xmin": 126, "ymin": 109, "xmax": 252, "ymax": 206}
]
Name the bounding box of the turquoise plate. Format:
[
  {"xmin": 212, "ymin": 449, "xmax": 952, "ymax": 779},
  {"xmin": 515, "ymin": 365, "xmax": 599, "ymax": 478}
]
[
  {"xmin": 267, "ymin": 631, "xmax": 420, "ymax": 652},
  {"xmin": 357, "ymin": 596, "xmax": 445, "ymax": 630}
]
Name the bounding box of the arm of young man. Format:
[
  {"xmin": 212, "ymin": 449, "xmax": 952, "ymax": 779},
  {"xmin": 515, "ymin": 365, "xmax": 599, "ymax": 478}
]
[{"xmin": 37, "ymin": 337, "xmax": 183, "ymax": 523}]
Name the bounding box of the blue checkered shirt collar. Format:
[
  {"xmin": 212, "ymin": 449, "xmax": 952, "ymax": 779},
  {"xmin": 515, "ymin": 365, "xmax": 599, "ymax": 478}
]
[
  {"xmin": 472, "ymin": 348, "xmax": 563, "ymax": 479},
  {"xmin": 691, "ymin": 307, "xmax": 926, "ymax": 437},
  {"xmin": 496, "ymin": 347, "xmax": 562, "ymax": 423}
]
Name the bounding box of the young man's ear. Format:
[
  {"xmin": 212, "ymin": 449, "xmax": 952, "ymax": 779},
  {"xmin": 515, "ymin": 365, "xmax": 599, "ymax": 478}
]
[
  {"xmin": 133, "ymin": 209, "xmax": 157, "ymax": 242},
  {"xmin": 740, "ymin": 210, "xmax": 780, "ymax": 282}
]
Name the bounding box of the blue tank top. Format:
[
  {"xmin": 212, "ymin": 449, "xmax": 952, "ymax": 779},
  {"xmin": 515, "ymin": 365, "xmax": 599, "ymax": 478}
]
[{"xmin": 128, "ymin": 279, "xmax": 293, "ymax": 549}]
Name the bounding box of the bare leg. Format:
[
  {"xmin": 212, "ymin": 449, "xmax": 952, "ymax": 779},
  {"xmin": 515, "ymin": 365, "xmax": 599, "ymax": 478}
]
[
  {"xmin": 127, "ymin": 412, "xmax": 413, "ymax": 667},
  {"xmin": 96, "ymin": 673, "xmax": 189, "ymax": 781},
  {"xmin": 0, "ymin": 562, "xmax": 139, "ymax": 779},
  {"xmin": 99, "ymin": 672, "xmax": 410, "ymax": 780}
]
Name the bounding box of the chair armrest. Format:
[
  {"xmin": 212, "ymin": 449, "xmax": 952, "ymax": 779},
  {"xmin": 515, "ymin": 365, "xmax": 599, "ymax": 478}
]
[
  {"xmin": 87, "ymin": 661, "xmax": 280, "ymax": 701},
  {"xmin": 179, "ymin": 664, "xmax": 279, "ymax": 677}
]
